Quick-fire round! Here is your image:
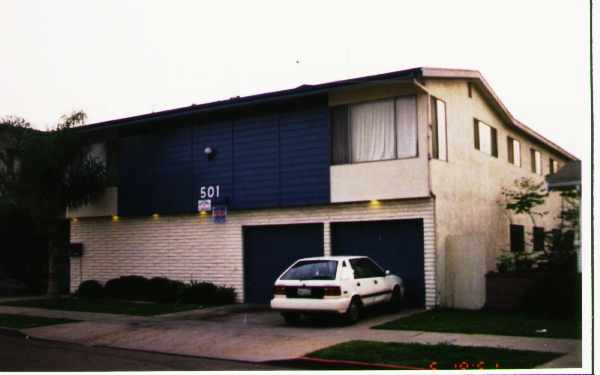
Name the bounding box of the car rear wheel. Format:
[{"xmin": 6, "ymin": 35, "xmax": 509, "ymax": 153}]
[
  {"xmin": 343, "ymin": 297, "xmax": 362, "ymax": 325},
  {"xmin": 281, "ymin": 312, "xmax": 301, "ymax": 325}
]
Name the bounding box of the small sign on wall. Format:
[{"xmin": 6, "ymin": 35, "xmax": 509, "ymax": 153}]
[
  {"xmin": 198, "ymin": 199, "xmax": 212, "ymax": 212},
  {"xmin": 212, "ymin": 205, "xmax": 227, "ymax": 224}
]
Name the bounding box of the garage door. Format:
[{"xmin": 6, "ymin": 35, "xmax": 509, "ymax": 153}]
[
  {"xmin": 331, "ymin": 219, "xmax": 425, "ymax": 307},
  {"xmin": 243, "ymin": 223, "xmax": 324, "ymax": 304}
]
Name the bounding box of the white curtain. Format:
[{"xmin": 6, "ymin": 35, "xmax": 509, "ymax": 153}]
[
  {"xmin": 478, "ymin": 121, "xmax": 492, "ymax": 155},
  {"xmin": 396, "ymin": 97, "xmax": 417, "ymax": 158},
  {"xmin": 350, "ymin": 100, "xmax": 395, "ymax": 162}
]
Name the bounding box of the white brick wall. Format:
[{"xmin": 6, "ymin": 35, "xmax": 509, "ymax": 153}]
[{"xmin": 70, "ymin": 198, "xmax": 437, "ymax": 307}]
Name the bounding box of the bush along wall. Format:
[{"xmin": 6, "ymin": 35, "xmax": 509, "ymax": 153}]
[{"xmin": 75, "ymin": 276, "xmax": 236, "ymax": 306}]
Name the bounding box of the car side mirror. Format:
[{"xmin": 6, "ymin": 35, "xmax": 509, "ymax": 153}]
[{"xmin": 385, "ymin": 270, "xmax": 390, "ymax": 275}]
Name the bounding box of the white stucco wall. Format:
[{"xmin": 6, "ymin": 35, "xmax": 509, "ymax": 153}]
[
  {"xmin": 70, "ymin": 198, "xmax": 438, "ymax": 307},
  {"xmin": 329, "ymin": 83, "xmax": 430, "ymax": 203},
  {"xmin": 424, "ymin": 78, "xmax": 571, "ymax": 309}
]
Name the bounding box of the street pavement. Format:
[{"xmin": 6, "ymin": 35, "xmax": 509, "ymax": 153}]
[{"xmin": 0, "ymin": 332, "xmax": 284, "ymax": 371}]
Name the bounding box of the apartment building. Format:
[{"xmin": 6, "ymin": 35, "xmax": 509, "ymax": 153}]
[{"xmin": 67, "ymin": 68, "xmax": 576, "ymax": 309}]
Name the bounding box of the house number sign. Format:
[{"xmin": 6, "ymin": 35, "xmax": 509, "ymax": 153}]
[{"xmin": 199, "ymin": 185, "xmax": 220, "ymax": 199}]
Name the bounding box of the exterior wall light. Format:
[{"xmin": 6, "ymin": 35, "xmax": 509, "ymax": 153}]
[
  {"xmin": 369, "ymin": 200, "xmax": 381, "ymax": 207},
  {"xmin": 152, "ymin": 213, "xmax": 159, "ymax": 219},
  {"xmin": 204, "ymin": 146, "xmax": 216, "ymax": 160},
  {"xmin": 71, "ymin": 218, "xmax": 79, "ymax": 223},
  {"xmin": 112, "ymin": 215, "xmax": 119, "ymax": 222}
]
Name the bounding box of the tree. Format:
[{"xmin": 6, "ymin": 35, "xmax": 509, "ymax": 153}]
[
  {"xmin": 499, "ymin": 177, "xmax": 548, "ymax": 227},
  {"xmin": 0, "ymin": 111, "xmax": 107, "ymax": 296}
]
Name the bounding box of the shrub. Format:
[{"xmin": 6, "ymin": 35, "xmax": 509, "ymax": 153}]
[
  {"xmin": 180, "ymin": 281, "xmax": 236, "ymax": 305},
  {"xmin": 76, "ymin": 280, "xmax": 104, "ymax": 298},
  {"xmin": 147, "ymin": 277, "xmax": 186, "ymax": 302},
  {"xmin": 212, "ymin": 286, "xmax": 236, "ymax": 306},
  {"xmin": 104, "ymin": 275, "xmax": 150, "ymax": 300},
  {"xmin": 523, "ymin": 272, "xmax": 581, "ymax": 318}
]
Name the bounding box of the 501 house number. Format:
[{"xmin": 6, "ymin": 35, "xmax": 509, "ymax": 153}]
[{"xmin": 200, "ymin": 185, "xmax": 220, "ymax": 199}]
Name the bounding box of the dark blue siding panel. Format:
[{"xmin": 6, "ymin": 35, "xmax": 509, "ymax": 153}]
[
  {"xmin": 118, "ymin": 134, "xmax": 157, "ymax": 216},
  {"xmin": 279, "ymin": 107, "xmax": 330, "ymax": 206},
  {"xmin": 193, "ymin": 121, "xmax": 234, "ymax": 205},
  {"xmin": 233, "ymin": 115, "xmax": 279, "ymax": 209},
  {"xmin": 117, "ymin": 97, "xmax": 331, "ymax": 216}
]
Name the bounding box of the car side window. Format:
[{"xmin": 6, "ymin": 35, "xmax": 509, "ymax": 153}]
[
  {"xmin": 363, "ymin": 258, "xmax": 386, "ymax": 277},
  {"xmin": 349, "ymin": 259, "xmax": 368, "ymax": 279},
  {"xmin": 350, "ymin": 258, "xmax": 384, "ymax": 279}
]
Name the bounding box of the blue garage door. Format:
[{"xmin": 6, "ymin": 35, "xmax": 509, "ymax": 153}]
[
  {"xmin": 243, "ymin": 224, "xmax": 324, "ymax": 304},
  {"xmin": 331, "ymin": 219, "xmax": 425, "ymax": 307}
]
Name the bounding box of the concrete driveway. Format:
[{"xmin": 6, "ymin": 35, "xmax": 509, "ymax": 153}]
[{"xmin": 20, "ymin": 305, "xmax": 580, "ymax": 364}]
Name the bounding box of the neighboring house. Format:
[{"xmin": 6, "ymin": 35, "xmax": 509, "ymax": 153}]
[
  {"xmin": 67, "ymin": 67, "xmax": 577, "ymax": 309},
  {"xmin": 546, "ymin": 160, "xmax": 582, "ymax": 272}
]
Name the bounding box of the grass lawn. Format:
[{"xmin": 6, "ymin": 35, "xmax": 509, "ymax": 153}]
[
  {"xmin": 1, "ymin": 298, "xmax": 201, "ymax": 316},
  {"xmin": 0, "ymin": 313, "xmax": 77, "ymax": 329},
  {"xmin": 303, "ymin": 340, "xmax": 561, "ymax": 370},
  {"xmin": 373, "ymin": 309, "xmax": 581, "ymax": 339}
]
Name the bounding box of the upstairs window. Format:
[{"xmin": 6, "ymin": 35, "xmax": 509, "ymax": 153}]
[
  {"xmin": 331, "ymin": 96, "xmax": 417, "ymax": 165},
  {"xmin": 473, "ymin": 119, "xmax": 498, "ymax": 157},
  {"xmin": 430, "ymin": 97, "xmax": 447, "ymax": 161},
  {"xmin": 507, "ymin": 136, "xmax": 521, "ymax": 166},
  {"xmin": 549, "ymin": 158, "xmax": 559, "ymax": 174},
  {"xmin": 531, "ymin": 148, "xmax": 542, "ymax": 175}
]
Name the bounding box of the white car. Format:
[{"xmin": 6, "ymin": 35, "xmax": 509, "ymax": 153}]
[{"xmin": 270, "ymin": 256, "xmax": 404, "ymax": 324}]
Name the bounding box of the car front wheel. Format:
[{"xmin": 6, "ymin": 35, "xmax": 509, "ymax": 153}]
[{"xmin": 389, "ymin": 286, "xmax": 403, "ymax": 311}]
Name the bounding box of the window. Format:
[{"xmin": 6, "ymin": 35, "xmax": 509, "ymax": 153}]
[
  {"xmin": 281, "ymin": 260, "xmax": 338, "ymax": 280},
  {"xmin": 530, "ymin": 148, "xmax": 542, "ymax": 175},
  {"xmin": 510, "ymin": 224, "xmax": 525, "ymax": 252},
  {"xmin": 533, "ymin": 227, "xmax": 545, "ymax": 251},
  {"xmin": 473, "ymin": 119, "xmax": 498, "ymax": 157},
  {"xmin": 549, "ymin": 158, "xmax": 559, "ymax": 174},
  {"xmin": 331, "ymin": 96, "xmax": 418, "ymax": 165},
  {"xmin": 350, "ymin": 258, "xmax": 385, "ymax": 278},
  {"xmin": 507, "ymin": 137, "xmax": 521, "ymax": 166},
  {"xmin": 430, "ymin": 97, "xmax": 447, "ymax": 161}
]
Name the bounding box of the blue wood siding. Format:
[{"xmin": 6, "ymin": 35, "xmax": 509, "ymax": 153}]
[{"xmin": 117, "ymin": 98, "xmax": 330, "ymax": 216}]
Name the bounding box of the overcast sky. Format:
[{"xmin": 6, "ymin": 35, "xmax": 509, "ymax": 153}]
[{"xmin": 0, "ymin": 1, "xmax": 590, "ymax": 158}]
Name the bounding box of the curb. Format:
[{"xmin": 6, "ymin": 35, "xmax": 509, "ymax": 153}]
[{"xmin": 281, "ymin": 356, "xmax": 426, "ymax": 370}]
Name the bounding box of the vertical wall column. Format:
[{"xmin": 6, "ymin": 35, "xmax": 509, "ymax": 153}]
[{"xmin": 323, "ymin": 222, "xmax": 331, "ymax": 256}]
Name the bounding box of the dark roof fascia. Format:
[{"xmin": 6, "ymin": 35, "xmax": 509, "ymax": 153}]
[{"xmin": 76, "ymin": 69, "xmax": 422, "ymax": 134}]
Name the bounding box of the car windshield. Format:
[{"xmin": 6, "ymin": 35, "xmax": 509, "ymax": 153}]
[{"xmin": 281, "ymin": 260, "xmax": 338, "ymax": 280}]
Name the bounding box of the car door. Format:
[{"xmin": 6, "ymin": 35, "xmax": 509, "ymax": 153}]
[
  {"xmin": 362, "ymin": 258, "xmax": 390, "ymax": 303},
  {"xmin": 349, "ymin": 258, "xmax": 386, "ymax": 306}
]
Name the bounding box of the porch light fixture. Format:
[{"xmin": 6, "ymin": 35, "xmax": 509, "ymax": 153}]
[
  {"xmin": 112, "ymin": 215, "xmax": 120, "ymax": 222},
  {"xmin": 369, "ymin": 200, "xmax": 381, "ymax": 207},
  {"xmin": 152, "ymin": 213, "xmax": 159, "ymax": 219},
  {"xmin": 204, "ymin": 146, "xmax": 216, "ymax": 160}
]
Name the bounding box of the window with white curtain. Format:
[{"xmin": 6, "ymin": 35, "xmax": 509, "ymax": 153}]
[
  {"xmin": 531, "ymin": 148, "xmax": 542, "ymax": 175},
  {"xmin": 507, "ymin": 137, "xmax": 521, "ymax": 167},
  {"xmin": 331, "ymin": 96, "xmax": 418, "ymax": 164},
  {"xmin": 430, "ymin": 97, "xmax": 447, "ymax": 161},
  {"xmin": 474, "ymin": 119, "xmax": 498, "ymax": 157}
]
